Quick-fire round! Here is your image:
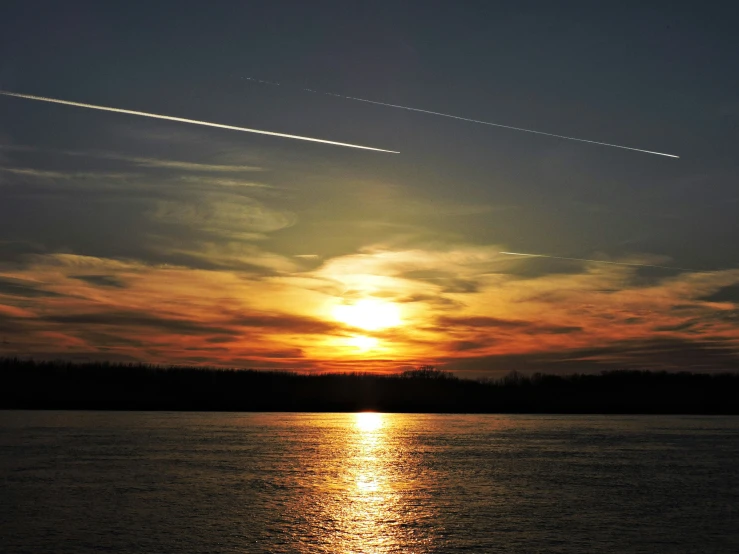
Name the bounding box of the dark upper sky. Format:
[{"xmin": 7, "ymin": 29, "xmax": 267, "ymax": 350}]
[{"xmin": 1, "ymin": 2, "xmax": 738, "ymax": 374}]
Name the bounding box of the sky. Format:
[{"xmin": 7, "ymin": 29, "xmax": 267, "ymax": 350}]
[{"xmin": 1, "ymin": 2, "xmax": 738, "ymax": 376}]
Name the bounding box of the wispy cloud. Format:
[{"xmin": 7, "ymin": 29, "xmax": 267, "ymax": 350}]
[
  {"xmin": 499, "ymin": 251, "xmax": 707, "ymax": 272},
  {"xmin": 113, "ymin": 156, "xmax": 263, "ymax": 173},
  {"xmin": 0, "ymin": 166, "xmax": 134, "ymax": 180},
  {"xmin": 0, "ymin": 275, "xmax": 67, "ymax": 298},
  {"xmin": 0, "ymin": 143, "xmax": 264, "ymax": 173},
  {"xmin": 70, "ymin": 274, "xmax": 128, "ymax": 288}
]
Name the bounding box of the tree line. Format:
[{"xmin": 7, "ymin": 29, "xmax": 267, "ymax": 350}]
[{"xmin": 1, "ymin": 358, "xmax": 737, "ymax": 413}]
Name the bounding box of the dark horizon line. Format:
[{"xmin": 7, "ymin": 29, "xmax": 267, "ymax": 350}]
[{"xmin": 2, "ymin": 358, "xmax": 738, "ymax": 415}]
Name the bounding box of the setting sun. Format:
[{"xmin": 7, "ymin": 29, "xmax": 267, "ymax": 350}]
[
  {"xmin": 332, "ymin": 299, "xmax": 402, "ymax": 331},
  {"xmin": 347, "ymin": 335, "xmax": 379, "ymax": 352}
]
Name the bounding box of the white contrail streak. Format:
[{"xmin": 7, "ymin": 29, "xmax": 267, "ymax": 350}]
[
  {"xmin": 498, "ymin": 251, "xmax": 704, "ymax": 272},
  {"xmin": 244, "ymin": 77, "xmax": 678, "ymax": 159},
  {"xmin": 0, "ymin": 90, "xmax": 398, "ymax": 154}
]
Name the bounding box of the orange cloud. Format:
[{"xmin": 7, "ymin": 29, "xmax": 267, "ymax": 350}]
[{"xmin": 1, "ymin": 245, "xmax": 738, "ymax": 375}]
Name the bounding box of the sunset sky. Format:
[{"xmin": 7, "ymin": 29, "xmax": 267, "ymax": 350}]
[{"xmin": 1, "ymin": 2, "xmax": 738, "ymax": 376}]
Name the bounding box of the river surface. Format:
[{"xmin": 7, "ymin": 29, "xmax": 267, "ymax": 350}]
[{"xmin": 1, "ymin": 411, "xmax": 738, "ymax": 553}]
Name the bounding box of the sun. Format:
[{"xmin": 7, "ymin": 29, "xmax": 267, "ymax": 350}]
[
  {"xmin": 332, "ymin": 298, "xmax": 401, "ymax": 331},
  {"xmin": 346, "ymin": 335, "xmax": 379, "ymax": 352}
]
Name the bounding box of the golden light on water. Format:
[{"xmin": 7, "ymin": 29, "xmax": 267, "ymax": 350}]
[
  {"xmin": 340, "ymin": 411, "xmax": 394, "ymax": 550},
  {"xmin": 353, "ymin": 413, "xmax": 385, "ymax": 498},
  {"xmin": 332, "ymin": 298, "xmax": 402, "ymax": 331},
  {"xmin": 300, "ymin": 412, "xmax": 431, "ymax": 552},
  {"xmin": 355, "ymin": 411, "xmax": 383, "ymax": 432}
]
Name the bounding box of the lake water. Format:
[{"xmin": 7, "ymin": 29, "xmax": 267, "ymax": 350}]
[{"xmin": 1, "ymin": 412, "xmax": 738, "ymax": 553}]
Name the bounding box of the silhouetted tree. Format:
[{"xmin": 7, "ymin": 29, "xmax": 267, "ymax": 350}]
[
  {"xmin": 401, "ymin": 365, "xmax": 455, "ymax": 380},
  {"xmin": 1, "ymin": 358, "xmax": 737, "ymax": 414}
]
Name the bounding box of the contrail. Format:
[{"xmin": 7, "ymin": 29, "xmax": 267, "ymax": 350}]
[
  {"xmin": 499, "ymin": 251, "xmax": 704, "ymax": 272},
  {"xmin": 0, "ymin": 90, "xmax": 398, "ymax": 154},
  {"xmin": 243, "ymin": 77, "xmax": 678, "ymax": 158}
]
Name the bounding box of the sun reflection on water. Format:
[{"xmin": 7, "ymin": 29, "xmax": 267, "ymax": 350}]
[
  {"xmin": 355, "ymin": 411, "xmax": 383, "ymax": 433},
  {"xmin": 304, "ymin": 414, "xmax": 432, "ymax": 553},
  {"xmin": 353, "ymin": 413, "xmax": 384, "ymax": 498},
  {"xmin": 343, "ymin": 412, "xmax": 389, "ymax": 552}
]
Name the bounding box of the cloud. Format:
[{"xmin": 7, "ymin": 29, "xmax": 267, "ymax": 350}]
[
  {"xmin": 497, "ymin": 256, "xmax": 588, "ymax": 279},
  {"xmin": 398, "ymin": 269, "xmax": 481, "ymax": 293},
  {"xmin": 0, "ymin": 311, "xmax": 31, "ymax": 334},
  {"xmin": 148, "ymin": 240, "xmax": 300, "ymax": 273},
  {"xmin": 0, "ymin": 240, "xmax": 46, "ymax": 264},
  {"xmin": 73, "ymin": 330, "xmax": 146, "ymax": 347},
  {"xmin": 314, "ymin": 244, "xmax": 505, "ymax": 292},
  {"xmin": 448, "ymin": 340, "xmax": 495, "ymax": 352},
  {"xmin": 176, "ymin": 175, "xmax": 275, "ymax": 190},
  {"xmin": 42, "ymin": 311, "xmax": 241, "ymax": 336},
  {"xmin": 436, "ymin": 315, "xmax": 582, "ymax": 335},
  {"xmin": 1, "ymin": 350, "xmax": 143, "ymax": 363},
  {"xmin": 0, "ymin": 166, "xmax": 134, "ymax": 180},
  {"xmin": 2, "ymin": 234, "xmax": 738, "ymax": 373},
  {"xmin": 0, "ymin": 276, "xmax": 66, "ymax": 298},
  {"xmin": 499, "ymin": 251, "xmax": 700, "ymax": 273},
  {"xmin": 31, "ymin": 253, "xmax": 140, "ymax": 271},
  {"xmin": 0, "ymin": 143, "xmax": 265, "ymax": 174},
  {"xmin": 149, "ymin": 197, "xmax": 295, "ymax": 235},
  {"xmin": 700, "ymin": 282, "xmax": 739, "ymax": 304},
  {"xmin": 104, "ymin": 155, "xmax": 263, "ymax": 173},
  {"xmin": 229, "ymin": 313, "xmax": 344, "ymax": 335},
  {"xmin": 0, "ymin": 142, "xmax": 294, "ymax": 274},
  {"xmin": 70, "ymin": 274, "xmax": 128, "ymax": 288},
  {"xmin": 396, "ymin": 293, "xmax": 461, "ymax": 308},
  {"xmin": 442, "ymin": 337, "xmax": 739, "ymax": 376},
  {"xmin": 1, "ymin": 166, "xmax": 274, "ymax": 198}
]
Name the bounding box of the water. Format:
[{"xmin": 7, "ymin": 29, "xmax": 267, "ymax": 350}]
[{"xmin": 1, "ymin": 412, "xmax": 738, "ymax": 553}]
